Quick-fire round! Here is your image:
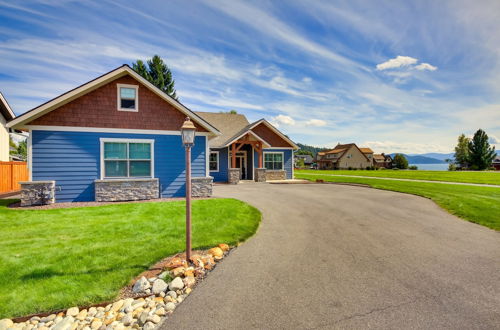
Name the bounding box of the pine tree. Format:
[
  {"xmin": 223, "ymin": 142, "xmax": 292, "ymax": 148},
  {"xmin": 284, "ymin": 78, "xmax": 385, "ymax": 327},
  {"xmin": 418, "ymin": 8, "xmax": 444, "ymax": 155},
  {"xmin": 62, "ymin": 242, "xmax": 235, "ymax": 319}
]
[
  {"xmin": 468, "ymin": 129, "xmax": 496, "ymax": 170},
  {"xmin": 454, "ymin": 134, "xmax": 470, "ymax": 168},
  {"xmin": 132, "ymin": 55, "xmax": 178, "ymax": 100}
]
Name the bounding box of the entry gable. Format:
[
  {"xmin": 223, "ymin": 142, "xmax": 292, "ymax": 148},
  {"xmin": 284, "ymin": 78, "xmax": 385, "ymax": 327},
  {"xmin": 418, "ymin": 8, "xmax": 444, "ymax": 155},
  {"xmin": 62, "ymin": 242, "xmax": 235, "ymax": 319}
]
[{"xmin": 249, "ymin": 120, "xmax": 298, "ymax": 149}]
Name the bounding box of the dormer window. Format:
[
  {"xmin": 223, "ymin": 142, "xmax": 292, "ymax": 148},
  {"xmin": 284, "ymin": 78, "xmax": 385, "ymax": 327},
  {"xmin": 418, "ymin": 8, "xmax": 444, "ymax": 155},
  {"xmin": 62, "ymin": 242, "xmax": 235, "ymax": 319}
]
[{"xmin": 117, "ymin": 84, "xmax": 139, "ymax": 111}]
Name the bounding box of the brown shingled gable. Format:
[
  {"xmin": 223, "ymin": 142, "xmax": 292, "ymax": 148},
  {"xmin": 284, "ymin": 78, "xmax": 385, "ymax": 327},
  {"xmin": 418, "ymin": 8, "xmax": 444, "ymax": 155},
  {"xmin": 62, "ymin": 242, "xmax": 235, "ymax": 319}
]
[
  {"xmin": 28, "ymin": 75, "xmax": 208, "ymax": 132},
  {"xmin": 250, "ymin": 122, "xmax": 293, "ymax": 148}
]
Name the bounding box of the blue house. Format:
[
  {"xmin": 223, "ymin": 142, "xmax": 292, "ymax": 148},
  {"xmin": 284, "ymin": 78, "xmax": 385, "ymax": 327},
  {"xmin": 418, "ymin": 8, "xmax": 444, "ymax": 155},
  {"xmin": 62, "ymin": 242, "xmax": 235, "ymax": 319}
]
[{"xmin": 7, "ymin": 65, "xmax": 298, "ymax": 205}]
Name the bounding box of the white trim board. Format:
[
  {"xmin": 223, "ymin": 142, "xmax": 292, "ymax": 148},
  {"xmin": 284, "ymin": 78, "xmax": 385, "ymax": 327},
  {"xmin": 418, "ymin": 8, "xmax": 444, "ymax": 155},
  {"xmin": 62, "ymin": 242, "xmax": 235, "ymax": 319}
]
[
  {"xmin": 26, "ymin": 125, "xmax": 211, "ymax": 136},
  {"xmin": 117, "ymin": 83, "xmax": 139, "ymax": 112}
]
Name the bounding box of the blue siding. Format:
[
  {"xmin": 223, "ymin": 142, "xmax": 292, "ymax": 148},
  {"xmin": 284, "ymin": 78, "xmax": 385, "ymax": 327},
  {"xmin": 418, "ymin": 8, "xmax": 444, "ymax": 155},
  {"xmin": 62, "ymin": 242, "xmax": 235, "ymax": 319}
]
[
  {"xmin": 254, "ymin": 149, "xmax": 293, "ymax": 179},
  {"xmin": 210, "ymin": 147, "xmax": 229, "ymax": 182},
  {"xmin": 32, "ymin": 130, "xmax": 206, "ymax": 202}
]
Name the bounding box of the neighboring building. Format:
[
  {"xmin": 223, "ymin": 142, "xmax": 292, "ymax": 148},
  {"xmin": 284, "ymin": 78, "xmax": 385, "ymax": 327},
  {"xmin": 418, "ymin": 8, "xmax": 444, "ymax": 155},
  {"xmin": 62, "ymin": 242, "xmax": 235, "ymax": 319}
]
[
  {"xmin": 492, "ymin": 157, "xmax": 500, "ymax": 171},
  {"xmin": 196, "ymin": 112, "xmax": 298, "ymax": 182},
  {"xmin": 316, "ymin": 143, "xmax": 373, "ymax": 169},
  {"xmin": 0, "ymin": 92, "xmax": 15, "ymax": 161},
  {"xmin": 295, "ymin": 154, "xmax": 313, "ymax": 167},
  {"xmin": 6, "ymin": 65, "xmax": 298, "ymax": 204},
  {"xmin": 373, "ymin": 153, "xmax": 393, "ymax": 169}
]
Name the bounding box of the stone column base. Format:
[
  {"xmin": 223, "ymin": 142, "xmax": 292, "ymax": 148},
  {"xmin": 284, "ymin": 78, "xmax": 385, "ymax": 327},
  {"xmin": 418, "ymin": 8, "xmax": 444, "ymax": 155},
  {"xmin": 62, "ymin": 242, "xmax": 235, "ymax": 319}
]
[
  {"xmin": 254, "ymin": 168, "xmax": 267, "ymax": 182},
  {"xmin": 192, "ymin": 177, "xmax": 213, "ymax": 197},
  {"xmin": 228, "ymin": 168, "xmax": 241, "ymax": 184},
  {"xmin": 20, "ymin": 181, "xmax": 56, "ymax": 206}
]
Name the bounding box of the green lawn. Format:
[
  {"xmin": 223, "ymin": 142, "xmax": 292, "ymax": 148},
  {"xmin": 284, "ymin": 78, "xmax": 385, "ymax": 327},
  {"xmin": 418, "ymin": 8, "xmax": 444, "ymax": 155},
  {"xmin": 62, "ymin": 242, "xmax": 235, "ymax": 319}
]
[
  {"xmin": 296, "ymin": 172, "xmax": 500, "ymax": 231},
  {"xmin": 0, "ymin": 199, "xmax": 261, "ymax": 319},
  {"xmin": 297, "ymin": 169, "xmax": 500, "ymax": 185}
]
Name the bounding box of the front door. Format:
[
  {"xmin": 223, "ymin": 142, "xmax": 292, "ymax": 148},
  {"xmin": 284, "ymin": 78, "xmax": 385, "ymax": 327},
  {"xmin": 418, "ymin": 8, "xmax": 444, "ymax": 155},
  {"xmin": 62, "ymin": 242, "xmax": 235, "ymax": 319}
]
[{"xmin": 230, "ymin": 151, "xmax": 247, "ymax": 179}]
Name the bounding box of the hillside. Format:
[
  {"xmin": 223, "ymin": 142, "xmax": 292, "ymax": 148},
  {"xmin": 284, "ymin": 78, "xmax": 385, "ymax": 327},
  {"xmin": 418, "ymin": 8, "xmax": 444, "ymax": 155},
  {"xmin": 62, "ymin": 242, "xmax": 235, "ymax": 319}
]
[{"xmin": 390, "ymin": 153, "xmax": 445, "ymax": 164}]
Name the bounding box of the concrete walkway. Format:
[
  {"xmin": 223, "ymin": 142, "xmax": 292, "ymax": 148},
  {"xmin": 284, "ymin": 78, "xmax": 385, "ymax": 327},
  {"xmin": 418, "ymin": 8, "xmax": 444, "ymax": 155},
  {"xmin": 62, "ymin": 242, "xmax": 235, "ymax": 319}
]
[
  {"xmin": 298, "ymin": 172, "xmax": 500, "ymax": 188},
  {"xmin": 161, "ymin": 183, "xmax": 500, "ymax": 329}
]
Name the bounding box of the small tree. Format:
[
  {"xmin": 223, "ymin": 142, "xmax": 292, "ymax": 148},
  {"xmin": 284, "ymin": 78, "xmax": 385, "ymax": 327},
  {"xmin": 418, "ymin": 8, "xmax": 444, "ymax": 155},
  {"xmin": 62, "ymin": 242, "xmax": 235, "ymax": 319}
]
[
  {"xmin": 393, "ymin": 154, "xmax": 409, "ymax": 169},
  {"xmin": 468, "ymin": 129, "xmax": 496, "ymax": 170},
  {"xmin": 454, "ymin": 134, "xmax": 470, "ymax": 168},
  {"xmin": 132, "ymin": 55, "xmax": 178, "ymax": 100}
]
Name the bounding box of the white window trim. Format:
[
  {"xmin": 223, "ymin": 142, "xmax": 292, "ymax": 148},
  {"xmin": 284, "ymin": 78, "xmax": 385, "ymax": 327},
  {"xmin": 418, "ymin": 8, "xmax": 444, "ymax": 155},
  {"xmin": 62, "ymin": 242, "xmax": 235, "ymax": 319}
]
[
  {"xmin": 117, "ymin": 84, "xmax": 139, "ymax": 112},
  {"xmin": 100, "ymin": 138, "xmax": 154, "ymax": 179},
  {"xmin": 263, "ymin": 151, "xmax": 284, "ymax": 170},
  {"xmin": 209, "ymin": 151, "xmax": 219, "ymax": 172}
]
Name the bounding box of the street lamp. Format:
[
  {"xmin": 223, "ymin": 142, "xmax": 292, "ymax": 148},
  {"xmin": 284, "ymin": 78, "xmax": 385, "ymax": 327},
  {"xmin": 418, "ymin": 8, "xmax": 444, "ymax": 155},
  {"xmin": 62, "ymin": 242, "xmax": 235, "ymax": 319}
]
[{"xmin": 181, "ymin": 117, "xmax": 196, "ymax": 260}]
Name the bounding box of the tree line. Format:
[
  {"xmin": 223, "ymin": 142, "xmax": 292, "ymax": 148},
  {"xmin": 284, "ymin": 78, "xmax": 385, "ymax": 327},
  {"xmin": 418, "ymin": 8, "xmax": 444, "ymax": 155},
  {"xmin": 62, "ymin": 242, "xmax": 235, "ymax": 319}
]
[{"xmin": 451, "ymin": 129, "xmax": 496, "ymax": 170}]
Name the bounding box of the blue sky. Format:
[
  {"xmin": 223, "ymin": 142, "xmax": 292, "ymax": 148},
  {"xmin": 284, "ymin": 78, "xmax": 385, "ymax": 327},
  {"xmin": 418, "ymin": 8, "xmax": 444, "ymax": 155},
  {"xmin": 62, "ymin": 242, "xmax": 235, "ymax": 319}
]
[{"xmin": 1, "ymin": 0, "xmax": 499, "ymax": 154}]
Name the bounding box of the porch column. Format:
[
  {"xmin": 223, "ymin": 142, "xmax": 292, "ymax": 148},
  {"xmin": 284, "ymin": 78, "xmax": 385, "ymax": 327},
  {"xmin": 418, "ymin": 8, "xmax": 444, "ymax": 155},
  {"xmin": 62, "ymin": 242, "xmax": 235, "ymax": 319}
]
[
  {"xmin": 257, "ymin": 143, "xmax": 263, "ymax": 168},
  {"xmin": 231, "ymin": 143, "xmax": 236, "ymax": 168}
]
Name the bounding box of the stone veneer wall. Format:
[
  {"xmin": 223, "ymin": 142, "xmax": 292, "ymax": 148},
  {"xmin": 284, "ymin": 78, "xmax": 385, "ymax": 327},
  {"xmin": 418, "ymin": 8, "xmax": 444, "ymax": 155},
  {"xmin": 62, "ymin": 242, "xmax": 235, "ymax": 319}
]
[
  {"xmin": 94, "ymin": 178, "xmax": 159, "ymax": 202},
  {"xmin": 20, "ymin": 181, "xmax": 56, "ymax": 206},
  {"xmin": 266, "ymin": 170, "xmax": 286, "ymax": 181},
  {"xmin": 192, "ymin": 177, "xmax": 213, "ymax": 197},
  {"xmin": 254, "ymin": 168, "xmax": 266, "ymax": 182},
  {"xmin": 228, "ymin": 168, "xmax": 241, "ymax": 184}
]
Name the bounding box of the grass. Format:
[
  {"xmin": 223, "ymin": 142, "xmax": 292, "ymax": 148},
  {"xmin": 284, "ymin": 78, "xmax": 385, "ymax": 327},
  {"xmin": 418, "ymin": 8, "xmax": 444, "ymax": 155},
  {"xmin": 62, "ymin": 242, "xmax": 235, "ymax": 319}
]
[
  {"xmin": 297, "ymin": 169, "xmax": 500, "ymax": 185},
  {"xmin": 0, "ymin": 198, "xmax": 261, "ymax": 319},
  {"xmin": 296, "ymin": 172, "xmax": 500, "ymax": 231}
]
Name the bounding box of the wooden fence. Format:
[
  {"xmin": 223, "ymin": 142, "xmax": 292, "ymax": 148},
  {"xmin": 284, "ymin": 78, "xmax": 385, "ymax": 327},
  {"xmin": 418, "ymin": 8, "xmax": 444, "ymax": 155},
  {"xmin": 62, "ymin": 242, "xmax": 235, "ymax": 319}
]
[{"xmin": 0, "ymin": 162, "xmax": 29, "ymax": 193}]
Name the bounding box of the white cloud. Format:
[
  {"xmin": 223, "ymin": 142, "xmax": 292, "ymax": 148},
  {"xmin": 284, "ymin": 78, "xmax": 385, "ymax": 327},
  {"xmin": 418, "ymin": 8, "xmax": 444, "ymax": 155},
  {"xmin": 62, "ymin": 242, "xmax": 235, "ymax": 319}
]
[
  {"xmin": 271, "ymin": 114, "xmax": 296, "ymax": 127},
  {"xmin": 376, "ymin": 56, "xmax": 418, "ymax": 70},
  {"xmin": 415, "ymin": 63, "xmax": 438, "ymax": 71},
  {"xmin": 489, "ymin": 135, "xmax": 500, "ymax": 144},
  {"xmin": 363, "ymin": 140, "xmax": 451, "ymax": 154},
  {"xmin": 305, "ymin": 119, "xmax": 327, "ymax": 127}
]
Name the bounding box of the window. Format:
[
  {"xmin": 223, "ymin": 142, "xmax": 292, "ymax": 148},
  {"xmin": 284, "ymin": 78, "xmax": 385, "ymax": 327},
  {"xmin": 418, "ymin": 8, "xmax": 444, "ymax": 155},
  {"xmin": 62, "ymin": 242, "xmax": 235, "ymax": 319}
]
[
  {"xmin": 101, "ymin": 139, "xmax": 153, "ymax": 178},
  {"xmin": 117, "ymin": 84, "xmax": 138, "ymax": 111},
  {"xmin": 209, "ymin": 152, "xmax": 219, "ymax": 172},
  {"xmin": 264, "ymin": 152, "xmax": 284, "ymax": 170}
]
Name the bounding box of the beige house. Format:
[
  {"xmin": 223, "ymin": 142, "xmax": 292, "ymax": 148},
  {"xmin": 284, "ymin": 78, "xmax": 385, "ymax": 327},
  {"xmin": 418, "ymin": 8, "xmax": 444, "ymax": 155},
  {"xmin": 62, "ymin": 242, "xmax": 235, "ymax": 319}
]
[
  {"xmin": 317, "ymin": 143, "xmax": 373, "ymax": 169},
  {"xmin": 0, "ymin": 92, "xmax": 15, "ymax": 161}
]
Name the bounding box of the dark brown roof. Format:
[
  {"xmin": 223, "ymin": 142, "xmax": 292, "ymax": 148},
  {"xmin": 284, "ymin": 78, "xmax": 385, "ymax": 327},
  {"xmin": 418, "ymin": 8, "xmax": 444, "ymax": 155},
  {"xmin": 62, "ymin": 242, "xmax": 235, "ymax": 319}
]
[{"xmin": 0, "ymin": 92, "xmax": 15, "ymax": 121}]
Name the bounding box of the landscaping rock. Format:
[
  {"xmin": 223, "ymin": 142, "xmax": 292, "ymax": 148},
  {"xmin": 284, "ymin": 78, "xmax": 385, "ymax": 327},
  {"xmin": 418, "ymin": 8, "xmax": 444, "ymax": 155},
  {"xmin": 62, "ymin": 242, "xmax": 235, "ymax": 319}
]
[
  {"xmin": 208, "ymin": 247, "xmax": 223, "ymax": 259},
  {"xmin": 158, "ymin": 271, "xmax": 170, "ymax": 280},
  {"xmin": 166, "ymin": 291, "xmax": 177, "ymax": 299},
  {"xmin": 76, "ymin": 309, "xmax": 87, "ymax": 321},
  {"xmin": 218, "ymin": 243, "xmax": 230, "ymax": 251},
  {"xmin": 0, "ymin": 319, "xmax": 13, "ymax": 330},
  {"xmin": 147, "ymin": 314, "xmax": 161, "ymax": 324},
  {"xmin": 165, "ymin": 257, "xmax": 184, "ymax": 269},
  {"xmin": 66, "ymin": 307, "xmax": 79, "ymax": 317},
  {"xmin": 121, "ymin": 314, "xmax": 133, "ymax": 326},
  {"xmin": 148, "ymin": 277, "xmax": 157, "ymax": 283},
  {"xmin": 142, "ymin": 322, "xmax": 156, "ymax": 330},
  {"xmin": 165, "ymin": 302, "xmax": 176, "ymax": 312},
  {"xmin": 111, "ymin": 300, "xmax": 124, "ymax": 312},
  {"xmin": 169, "ymin": 277, "xmax": 184, "ymax": 291},
  {"xmin": 152, "ymin": 279, "xmax": 168, "ymax": 294},
  {"xmin": 132, "ymin": 276, "xmax": 151, "ymax": 293},
  {"xmin": 172, "ymin": 267, "xmax": 185, "ymax": 277},
  {"xmin": 183, "ymin": 276, "xmax": 196, "ymax": 288}
]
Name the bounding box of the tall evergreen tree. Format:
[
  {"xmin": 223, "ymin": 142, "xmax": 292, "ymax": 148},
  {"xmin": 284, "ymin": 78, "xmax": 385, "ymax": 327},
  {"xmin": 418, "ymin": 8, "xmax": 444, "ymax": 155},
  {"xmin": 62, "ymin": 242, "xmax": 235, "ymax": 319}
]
[
  {"xmin": 468, "ymin": 129, "xmax": 496, "ymax": 170},
  {"xmin": 454, "ymin": 133, "xmax": 470, "ymax": 168},
  {"xmin": 132, "ymin": 55, "xmax": 178, "ymax": 100}
]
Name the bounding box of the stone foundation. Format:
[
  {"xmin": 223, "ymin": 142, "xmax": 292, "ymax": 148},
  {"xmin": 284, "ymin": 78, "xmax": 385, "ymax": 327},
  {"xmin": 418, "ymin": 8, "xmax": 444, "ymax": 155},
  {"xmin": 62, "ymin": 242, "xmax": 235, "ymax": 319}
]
[
  {"xmin": 95, "ymin": 178, "xmax": 159, "ymax": 202},
  {"xmin": 228, "ymin": 168, "xmax": 241, "ymax": 184},
  {"xmin": 266, "ymin": 170, "xmax": 287, "ymax": 181},
  {"xmin": 19, "ymin": 181, "xmax": 56, "ymax": 206},
  {"xmin": 254, "ymin": 168, "xmax": 267, "ymax": 182},
  {"xmin": 192, "ymin": 177, "xmax": 213, "ymax": 197}
]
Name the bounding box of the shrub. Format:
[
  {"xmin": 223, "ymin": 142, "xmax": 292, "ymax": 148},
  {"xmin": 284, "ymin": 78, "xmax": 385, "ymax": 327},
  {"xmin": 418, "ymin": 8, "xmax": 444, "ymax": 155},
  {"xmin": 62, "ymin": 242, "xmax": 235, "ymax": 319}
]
[
  {"xmin": 408, "ymin": 165, "xmax": 418, "ymax": 170},
  {"xmin": 448, "ymin": 163, "xmax": 457, "ymax": 171}
]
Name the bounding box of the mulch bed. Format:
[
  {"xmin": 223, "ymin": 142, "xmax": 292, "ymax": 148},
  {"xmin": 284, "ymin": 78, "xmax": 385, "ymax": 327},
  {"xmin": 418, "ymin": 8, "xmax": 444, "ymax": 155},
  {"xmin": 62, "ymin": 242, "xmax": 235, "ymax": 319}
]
[{"xmin": 7, "ymin": 197, "xmax": 212, "ymax": 210}]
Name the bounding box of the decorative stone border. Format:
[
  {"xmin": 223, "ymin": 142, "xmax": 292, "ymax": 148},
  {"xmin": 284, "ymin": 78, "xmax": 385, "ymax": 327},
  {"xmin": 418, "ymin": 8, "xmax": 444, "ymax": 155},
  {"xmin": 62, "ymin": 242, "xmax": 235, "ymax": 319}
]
[
  {"xmin": 94, "ymin": 179, "xmax": 159, "ymax": 202},
  {"xmin": 1, "ymin": 244, "xmax": 231, "ymax": 330},
  {"xmin": 228, "ymin": 168, "xmax": 241, "ymax": 184},
  {"xmin": 266, "ymin": 170, "xmax": 286, "ymax": 181},
  {"xmin": 254, "ymin": 168, "xmax": 266, "ymax": 182}
]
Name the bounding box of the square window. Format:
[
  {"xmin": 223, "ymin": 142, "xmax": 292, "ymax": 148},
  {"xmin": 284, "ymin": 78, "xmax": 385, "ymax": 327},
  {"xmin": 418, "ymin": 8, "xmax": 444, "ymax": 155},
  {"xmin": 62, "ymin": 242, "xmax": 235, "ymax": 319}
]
[
  {"xmin": 117, "ymin": 85, "xmax": 138, "ymax": 111},
  {"xmin": 102, "ymin": 140, "xmax": 153, "ymax": 178}
]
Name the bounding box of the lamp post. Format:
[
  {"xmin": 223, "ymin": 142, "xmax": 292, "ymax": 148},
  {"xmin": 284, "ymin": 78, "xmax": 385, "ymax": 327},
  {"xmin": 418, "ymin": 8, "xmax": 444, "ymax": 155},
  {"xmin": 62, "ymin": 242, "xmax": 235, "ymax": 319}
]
[{"xmin": 181, "ymin": 117, "xmax": 196, "ymax": 260}]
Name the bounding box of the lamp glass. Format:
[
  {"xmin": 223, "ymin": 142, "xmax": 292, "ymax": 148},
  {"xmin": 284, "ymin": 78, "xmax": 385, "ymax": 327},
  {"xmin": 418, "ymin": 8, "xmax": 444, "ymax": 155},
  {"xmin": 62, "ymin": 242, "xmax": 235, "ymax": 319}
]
[{"xmin": 181, "ymin": 118, "xmax": 196, "ymax": 146}]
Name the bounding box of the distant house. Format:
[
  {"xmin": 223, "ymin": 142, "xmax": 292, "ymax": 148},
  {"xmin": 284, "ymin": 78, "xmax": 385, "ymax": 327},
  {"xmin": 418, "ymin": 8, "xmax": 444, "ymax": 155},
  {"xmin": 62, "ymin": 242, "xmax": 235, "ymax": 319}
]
[
  {"xmin": 492, "ymin": 157, "xmax": 500, "ymax": 171},
  {"xmin": 316, "ymin": 143, "xmax": 373, "ymax": 169},
  {"xmin": 295, "ymin": 154, "xmax": 313, "ymax": 167},
  {"xmin": 373, "ymin": 153, "xmax": 393, "ymax": 169},
  {"xmin": 0, "ymin": 92, "xmax": 15, "ymax": 161}
]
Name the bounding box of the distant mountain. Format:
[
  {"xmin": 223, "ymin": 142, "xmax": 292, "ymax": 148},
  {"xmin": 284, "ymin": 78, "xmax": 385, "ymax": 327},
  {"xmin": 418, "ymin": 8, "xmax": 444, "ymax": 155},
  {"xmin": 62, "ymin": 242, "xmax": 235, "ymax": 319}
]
[
  {"xmin": 409, "ymin": 152, "xmax": 454, "ymax": 161},
  {"xmin": 390, "ymin": 153, "xmax": 445, "ymax": 164}
]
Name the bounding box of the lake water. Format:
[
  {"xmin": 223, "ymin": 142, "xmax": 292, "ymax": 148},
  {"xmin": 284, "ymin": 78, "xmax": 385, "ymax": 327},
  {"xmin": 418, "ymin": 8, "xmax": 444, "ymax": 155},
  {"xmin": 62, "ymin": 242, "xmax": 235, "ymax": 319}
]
[{"xmin": 410, "ymin": 163, "xmax": 448, "ymax": 171}]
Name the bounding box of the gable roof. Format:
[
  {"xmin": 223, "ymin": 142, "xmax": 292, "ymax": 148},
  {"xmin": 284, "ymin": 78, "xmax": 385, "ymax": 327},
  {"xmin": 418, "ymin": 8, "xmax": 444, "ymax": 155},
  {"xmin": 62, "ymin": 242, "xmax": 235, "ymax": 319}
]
[
  {"xmin": 0, "ymin": 92, "xmax": 15, "ymax": 121},
  {"xmin": 318, "ymin": 143, "xmax": 371, "ymax": 162},
  {"xmin": 359, "ymin": 148, "xmax": 374, "ymax": 154},
  {"xmin": 196, "ymin": 112, "xmax": 298, "ymax": 149},
  {"xmin": 7, "ymin": 65, "xmax": 220, "ymax": 135}
]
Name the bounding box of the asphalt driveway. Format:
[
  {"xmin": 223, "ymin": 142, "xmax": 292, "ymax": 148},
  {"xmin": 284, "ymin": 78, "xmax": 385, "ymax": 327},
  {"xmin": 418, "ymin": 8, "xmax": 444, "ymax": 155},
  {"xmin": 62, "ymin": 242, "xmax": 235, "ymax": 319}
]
[{"xmin": 162, "ymin": 183, "xmax": 500, "ymax": 329}]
